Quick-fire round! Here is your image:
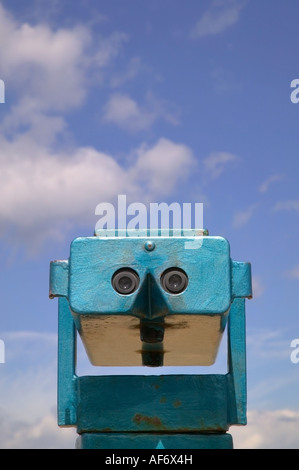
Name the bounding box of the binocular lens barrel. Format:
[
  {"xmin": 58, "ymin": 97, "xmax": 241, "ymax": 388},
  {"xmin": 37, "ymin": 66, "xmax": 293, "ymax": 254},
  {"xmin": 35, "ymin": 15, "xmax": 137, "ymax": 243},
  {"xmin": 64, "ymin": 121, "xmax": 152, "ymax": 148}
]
[
  {"xmin": 112, "ymin": 267, "xmax": 188, "ymax": 295},
  {"xmin": 161, "ymin": 268, "xmax": 188, "ymax": 294},
  {"xmin": 112, "ymin": 269, "xmax": 140, "ymax": 295}
]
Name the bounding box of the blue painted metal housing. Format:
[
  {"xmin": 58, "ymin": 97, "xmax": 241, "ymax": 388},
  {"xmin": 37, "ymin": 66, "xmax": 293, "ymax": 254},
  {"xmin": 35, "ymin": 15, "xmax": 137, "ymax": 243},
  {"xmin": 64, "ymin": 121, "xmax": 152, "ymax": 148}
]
[{"xmin": 49, "ymin": 229, "xmax": 251, "ymax": 449}]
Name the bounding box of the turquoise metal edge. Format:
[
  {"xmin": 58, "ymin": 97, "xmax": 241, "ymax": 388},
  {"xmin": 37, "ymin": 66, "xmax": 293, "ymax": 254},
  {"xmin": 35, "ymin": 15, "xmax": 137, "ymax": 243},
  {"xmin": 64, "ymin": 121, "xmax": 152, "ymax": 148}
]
[
  {"xmin": 231, "ymin": 261, "xmax": 252, "ymax": 299},
  {"xmin": 57, "ymin": 297, "xmax": 77, "ymax": 426},
  {"xmin": 227, "ymin": 298, "xmax": 247, "ymax": 425},
  {"xmin": 76, "ymin": 374, "xmax": 230, "ymax": 433},
  {"xmin": 49, "ymin": 260, "xmax": 69, "ymax": 298},
  {"xmin": 76, "ymin": 432, "xmax": 233, "ymax": 449},
  {"xmin": 94, "ymin": 228, "xmax": 209, "ymax": 237}
]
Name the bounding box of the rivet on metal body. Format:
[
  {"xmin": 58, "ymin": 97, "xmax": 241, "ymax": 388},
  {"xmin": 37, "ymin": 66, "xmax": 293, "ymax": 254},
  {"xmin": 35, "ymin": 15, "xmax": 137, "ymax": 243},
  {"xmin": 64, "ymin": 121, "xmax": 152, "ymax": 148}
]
[{"xmin": 144, "ymin": 240, "xmax": 155, "ymax": 251}]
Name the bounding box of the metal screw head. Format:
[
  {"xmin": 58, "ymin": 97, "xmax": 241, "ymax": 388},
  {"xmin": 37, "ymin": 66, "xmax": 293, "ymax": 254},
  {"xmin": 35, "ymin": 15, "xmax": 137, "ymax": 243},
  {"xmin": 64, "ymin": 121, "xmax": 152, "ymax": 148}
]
[{"xmin": 144, "ymin": 240, "xmax": 155, "ymax": 251}]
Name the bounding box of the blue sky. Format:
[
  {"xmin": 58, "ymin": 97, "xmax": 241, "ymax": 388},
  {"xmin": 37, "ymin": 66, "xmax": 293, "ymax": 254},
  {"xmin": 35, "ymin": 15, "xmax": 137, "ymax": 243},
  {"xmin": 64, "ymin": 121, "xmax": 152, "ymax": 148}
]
[{"xmin": 0, "ymin": 0, "xmax": 299, "ymax": 448}]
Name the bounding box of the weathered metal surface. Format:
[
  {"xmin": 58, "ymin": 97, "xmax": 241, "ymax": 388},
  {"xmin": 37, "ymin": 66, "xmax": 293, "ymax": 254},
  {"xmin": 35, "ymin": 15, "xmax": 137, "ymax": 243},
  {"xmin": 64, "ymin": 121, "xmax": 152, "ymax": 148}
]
[
  {"xmin": 227, "ymin": 298, "xmax": 247, "ymax": 425},
  {"xmin": 50, "ymin": 229, "xmax": 251, "ymax": 448},
  {"xmin": 49, "ymin": 260, "xmax": 68, "ymax": 298},
  {"xmin": 68, "ymin": 234, "xmax": 232, "ymax": 316},
  {"xmin": 50, "ymin": 231, "xmax": 251, "ymax": 367},
  {"xmin": 76, "ymin": 374, "xmax": 229, "ymax": 433},
  {"xmin": 57, "ymin": 297, "xmax": 77, "ymax": 426}
]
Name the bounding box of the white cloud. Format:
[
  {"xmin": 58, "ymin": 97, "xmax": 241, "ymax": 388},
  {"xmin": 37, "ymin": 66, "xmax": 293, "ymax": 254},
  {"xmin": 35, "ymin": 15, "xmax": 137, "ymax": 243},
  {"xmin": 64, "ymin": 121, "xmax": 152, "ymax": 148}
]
[
  {"xmin": 0, "ymin": 2, "xmax": 127, "ymax": 119},
  {"xmin": 129, "ymin": 137, "xmax": 196, "ymax": 196},
  {"xmin": 0, "ymin": 136, "xmax": 195, "ymax": 247},
  {"xmin": 246, "ymin": 328, "xmax": 293, "ymax": 362},
  {"xmin": 0, "ymin": 141, "xmax": 125, "ymax": 243},
  {"xmin": 0, "ymin": 329, "xmax": 76, "ymax": 448},
  {"xmin": 92, "ymin": 31, "xmax": 128, "ymax": 69},
  {"xmin": 0, "ymin": 4, "xmax": 190, "ymax": 249},
  {"xmin": 110, "ymin": 56, "xmax": 143, "ymax": 88},
  {"xmin": 0, "ymin": 6, "xmax": 86, "ymax": 111},
  {"xmin": 274, "ymin": 200, "xmax": 299, "ymax": 212},
  {"xmin": 102, "ymin": 92, "xmax": 179, "ymax": 132},
  {"xmin": 259, "ymin": 174, "xmax": 284, "ymax": 193},
  {"xmin": 203, "ymin": 151, "xmax": 237, "ymax": 179},
  {"xmin": 0, "ymin": 331, "xmax": 58, "ymax": 421},
  {"xmin": 232, "ymin": 409, "xmax": 299, "ymax": 449},
  {"xmin": 0, "ymin": 410, "xmax": 76, "ymax": 449},
  {"xmin": 251, "ymin": 276, "xmax": 264, "ymax": 298},
  {"xmin": 232, "ymin": 203, "xmax": 258, "ymax": 228},
  {"xmin": 2, "ymin": 99, "xmax": 67, "ymax": 146},
  {"xmin": 191, "ymin": 0, "xmax": 246, "ymax": 39},
  {"xmin": 0, "ymin": 3, "xmax": 191, "ymax": 252},
  {"xmin": 102, "ymin": 93, "xmax": 154, "ymax": 131}
]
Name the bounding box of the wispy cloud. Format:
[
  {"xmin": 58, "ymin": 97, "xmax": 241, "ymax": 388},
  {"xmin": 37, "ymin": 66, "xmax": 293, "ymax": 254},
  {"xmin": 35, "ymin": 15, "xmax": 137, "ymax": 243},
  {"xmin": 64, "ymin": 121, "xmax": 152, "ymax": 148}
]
[
  {"xmin": 232, "ymin": 409, "xmax": 299, "ymax": 449},
  {"xmin": 102, "ymin": 92, "xmax": 179, "ymax": 132},
  {"xmin": 110, "ymin": 56, "xmax": 143, "ymax": 88},
  {"xmin": 190, "ymin": 0, "xmax": 246, "ymax": 39},
  {"xmin": 274, "ymin": 200, "xmax": 299, "ymax": 212},
  {"xmin": 203, "ymin": 151, "xmax": 237, "ymax": 179},
  {"xmin": 0, "ymin": 410, "xmax": 75, "ymax": 449},
  {"xmin": 251, "ymin": 276, "xmax": 265, "ymax": 298},
  {"xmin": 232, "ymin": 203, "xmax": 258, "ymax": 228},
  {"xmin": 259, "ymin": 174, "xmax": 284, "ymax": 193},
  {"xmin": 246, "ymin": 328, "xmax": 292, "ymax": 361}
]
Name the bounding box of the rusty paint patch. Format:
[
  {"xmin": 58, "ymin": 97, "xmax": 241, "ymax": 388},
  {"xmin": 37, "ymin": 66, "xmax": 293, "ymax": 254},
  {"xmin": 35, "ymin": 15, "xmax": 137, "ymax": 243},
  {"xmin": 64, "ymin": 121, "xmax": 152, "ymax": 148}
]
[
  {"xmin": 160, "ymin": 396, "xmax": 167, "ymax": 404},
  {"xmin": 133, "ymin": 413, "xmax": 164, "ymax": 429},
  {"xmin": 173, "ymin": 399, "xmax": 181, "ymax": 407}
]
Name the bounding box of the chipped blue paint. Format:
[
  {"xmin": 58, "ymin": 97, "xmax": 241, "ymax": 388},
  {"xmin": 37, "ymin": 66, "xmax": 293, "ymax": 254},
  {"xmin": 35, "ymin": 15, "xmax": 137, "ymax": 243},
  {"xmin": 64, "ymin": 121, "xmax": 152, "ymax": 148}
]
[{"xmin": 156, "ymin": 440, "xmax": 165, "ymax": 449}]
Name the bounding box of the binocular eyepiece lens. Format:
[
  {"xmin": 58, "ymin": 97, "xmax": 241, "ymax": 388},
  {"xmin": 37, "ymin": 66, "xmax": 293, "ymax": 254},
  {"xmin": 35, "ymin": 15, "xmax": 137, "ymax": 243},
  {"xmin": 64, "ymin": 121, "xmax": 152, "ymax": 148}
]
[
  {"xmin": 112, "ymin": 268, "xmax": 140, "ymax": 295},
  {"xmin": 112, "ymin": 267, "xmax": 187, "ymax": 295},
  {"xmin": 161, "ymin": 268, "xmax": 188, "ymax": 294}
]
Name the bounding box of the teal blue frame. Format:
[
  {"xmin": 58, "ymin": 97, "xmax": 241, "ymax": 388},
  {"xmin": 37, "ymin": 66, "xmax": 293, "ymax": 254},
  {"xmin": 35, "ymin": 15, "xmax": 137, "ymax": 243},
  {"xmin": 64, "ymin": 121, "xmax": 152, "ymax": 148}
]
[{"xmin": 50, "ymin": 230, "xmax": 251, "ymax": 449}]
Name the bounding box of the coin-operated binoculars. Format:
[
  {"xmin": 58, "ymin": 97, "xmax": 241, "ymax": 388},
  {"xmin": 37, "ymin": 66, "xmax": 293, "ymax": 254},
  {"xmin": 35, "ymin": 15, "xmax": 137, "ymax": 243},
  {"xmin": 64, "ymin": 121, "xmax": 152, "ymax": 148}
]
[{"xmin": 49, "ymin": 229, "xmax": 251, "ymax": 449}]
